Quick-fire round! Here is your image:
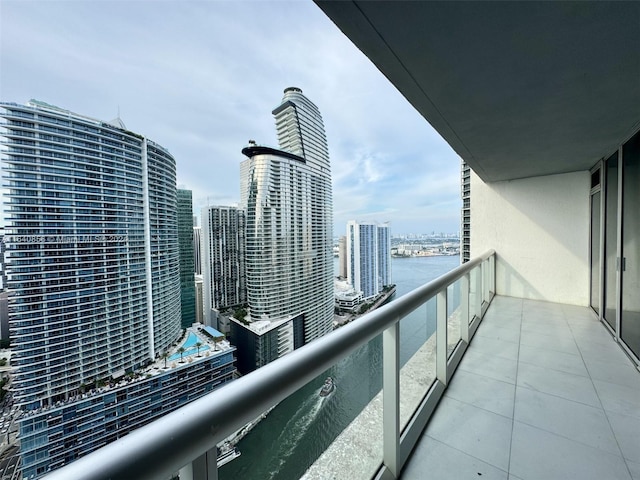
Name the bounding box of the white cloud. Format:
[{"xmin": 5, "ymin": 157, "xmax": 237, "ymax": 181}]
[{"xmin": 1, "ymin": 0, "xmax": 461, "ymax": 234}]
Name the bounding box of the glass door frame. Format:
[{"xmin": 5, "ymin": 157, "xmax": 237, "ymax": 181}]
[
  {"xmin": 592, "ymin": 136, "xmax": 640, "ymax": 366},
  {"xmin": 589, "ymin": 162, "xmax": 604, "ymax": 319},
  {"xmin": 598, "ymin": 152, "xmax": 620, "ymax": 338},
  {"xmin": 618, "ymin": 135, "xmax": 640, "ymax": 364}
]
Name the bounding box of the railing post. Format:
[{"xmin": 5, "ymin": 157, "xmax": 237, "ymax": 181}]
[
  {"xmin": 461, "ymin": 273, "xmax": 470, "ymax": 343},
  {"xmin": 474, "ymin": 266, "xmax": 482, "ymax": 321},
  {"xmin": 192, "ymin": 448, "xmax": 218, "ymax": 480},
  {"xmin": 383, "ymin": 322, "xmax": 400, "ymax": 478},
  {"xmin": 436, "ymin": 289, "xmax": 448, "ymax": 385},
  {"xmin": 482, "ymin": 259, "xmax": 489, "ymax": 305},
  {"xmin": 490, "ymin": 254, "xmax": 496, "ymax": 295}
]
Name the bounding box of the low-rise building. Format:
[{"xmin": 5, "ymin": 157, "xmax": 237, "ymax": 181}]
[
  {"xmin": 229, "ymin": 314, "xmax": 304, "ymax": 375},
  {"xmin": 17, "ymin": 326, "xmax": 235, "ymax": 479}
]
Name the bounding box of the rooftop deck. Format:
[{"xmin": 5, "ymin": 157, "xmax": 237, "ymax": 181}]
[{"xmin": 403, "ymin": 296, "xmax": 640, "ymax": 480}]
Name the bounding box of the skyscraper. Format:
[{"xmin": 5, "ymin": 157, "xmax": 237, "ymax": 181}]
[
  {"xmin": 0, "ymin": 101, "xmax": 235, "ymax": 478},
  {"xmin": 377, "ymin": 223, "xmax": 391, "ymax": 288},
  {"xmin": 240, "ymin": 88, "xmax": 333, "ymax": 345},
  {"xmin": 2, "ymin": 100, "xmax": 180, "ymax": 408},
  {"xmin": 273, "ymin": 87, "xmax": 330, "ymax": 172},
  {"xmin": 347, "ymin": 221, "xmax": 392, "ymax": 299},
  {"xmin": 193, "ymin": 225, "xmax": 202, "ymax": 275},
  {"xmin": 461, "ymin": 160, "xmax": 471, "ymax": 263},
  {"xmin": 177, "ymin": 189, "xmax": 196, "ymax": 328},
  {"xmin": 201, "ymin": 205, "xmax": 246, "ymax": 333},
  {"xmin": 338, "ymin": 235, "xmax": 348, "ymax": 279}
]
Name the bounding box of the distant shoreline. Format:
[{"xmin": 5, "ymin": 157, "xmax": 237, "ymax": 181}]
[{"xmin": 391, "ymin": 253, "xmax": 459, "ymax": 258}]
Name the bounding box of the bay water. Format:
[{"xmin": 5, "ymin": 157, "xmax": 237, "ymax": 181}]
[{"xmin": 219, "ymin": 255, "xmax": 460, "ymax": 480}]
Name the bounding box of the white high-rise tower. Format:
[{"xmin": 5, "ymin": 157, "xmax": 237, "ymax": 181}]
[
  {"xmin": 272, "ymin": 86, "xmax": 331, "ymax": 172},
  {"xmin": 240, "ymin": 88, "xmax": 333, "ymax": 345},
  {"xmin": 347, "ymin": 221, "xmax": 392, "ymax": 299}
]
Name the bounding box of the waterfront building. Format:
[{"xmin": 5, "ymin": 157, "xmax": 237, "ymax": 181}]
[
  {"xmin": 240, "ymin": 88, "xmax": 333, "ymax": 346},
  {"xmin": 377, "ymin": 223, "xmax": 391, "ymax": 288},
  {"xmin": 272, "ymin": 86, "xmax": 330, "ymax": 172},
  {"xmin": 193, "ymin": 226, "xmax": 202, "ymax": 275},
  {"xmin": 201, "ymin": 205, "xmax": 246, "ymax": 333},
  {"xmin": 338, "ymin": 236, "xmax": 347, "ymax": 279},
  {"xmin": 347, "ymin": 221, "xmax": 392, "ymax": 299},
  {"xmin": 0, "ymin": 100, "xmax": 233, "ymax": 478},
  {"xmin": 229, "ymin": 314, "xmax": 304, "ymax": 374},
  {"xmin": 460, "ymin": 160, "xmax": 471, "ymax": 263},
  {"xmin": 18, "ymin": 326, "xmax": 235, "ymax": 478},
  {"xmin": 334, "ymin": 278, "xmax": 363, "ymax": 313},
  {"xmin": 178, "ymin": 189, "xmax": 196, "ymax": 328}
]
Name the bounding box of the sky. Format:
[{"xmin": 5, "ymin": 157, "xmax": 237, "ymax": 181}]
[{"xmin": 0, "ymin": 0, "xmax": 462, "ymax": 236}]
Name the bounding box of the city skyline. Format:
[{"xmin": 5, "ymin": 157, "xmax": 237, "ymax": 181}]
[{"xmin": 0, "ymin": 1, "xmax": 462, "ymax": 235}]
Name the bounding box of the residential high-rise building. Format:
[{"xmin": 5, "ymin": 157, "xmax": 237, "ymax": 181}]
[
  {"xmin": 0, "ymin": 101, "xmax": 235, "ymax": 478},
  {"xmin": 201, "ymin": 206, "xmax": 246, "ymax": 332},
  {"xmin": 377, "ymin": 223, "xmax": 391, "ymax": 287},
  {"xmin": 193, "ymin": 225, "xmax": 202, "ymax": 275},
  {"xmin": 338, "ymin": 236, "xmax": 347, "ymax": 279},
  {"xmin": 2, "ymin": 100, "xmax": 181, "ymax": 408},
  {"xmin": 240, "ymin": 88, "xmax": 333, "ymax": 347},
  {"xmin": 195, "ymin": 274, "xmax": 204, "ymax": 324},
  {"xmin": 461, "ymin": 160, "xmax": 471, "ymax": 263},
  {"xmin": 177, "ymin": 189, "xmax": 196, "ymax": 328},
  {"xmin": 273, "ymin": 86, "xmax": 330, "ymax": 172},
  {"xmin": 347, "ymin": 221, "xmax": 392, "ymax": 299}
]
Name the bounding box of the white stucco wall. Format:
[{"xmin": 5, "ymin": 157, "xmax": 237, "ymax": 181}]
[{"xmin": 470, "ymin": 170, "xmax": 590, "ymax": 306}]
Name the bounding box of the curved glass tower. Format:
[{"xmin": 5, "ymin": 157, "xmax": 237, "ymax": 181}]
[
  {"xmin": 272, "ymin": 86, "xmax": 331, "ymax": 173},
  {"xmin": 241, "ymin": 88, "xmax": 333, "ymax": 345},
  {"xmin": 1, "ymin": 100, "xmax": 181, "ymax": 408}
]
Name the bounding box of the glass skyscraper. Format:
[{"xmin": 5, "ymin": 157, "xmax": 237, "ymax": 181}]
[
  {"xmin": 240, "ymin": 88, "xmax": 333, "ymax": 344},
  {"xmin": 1, "ymin": 100, "xmax": 181, "ymax": 408},
  {"xmin": 0, "ymin": 100, "xmax": 233, "ymax": 478},
  {"xmin": 177, "ymin": 189, "xmax": 196, "ymax": 328}
]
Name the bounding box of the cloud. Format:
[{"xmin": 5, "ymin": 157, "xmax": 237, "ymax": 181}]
[{"xmin": 1, "ymin": 0, "xmax": 462, "ymax": 235}]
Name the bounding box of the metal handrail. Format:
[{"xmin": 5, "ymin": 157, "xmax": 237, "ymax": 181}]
[{"xmin": 43, "ymin": 250, "xmax": 495, "ymax": 480}]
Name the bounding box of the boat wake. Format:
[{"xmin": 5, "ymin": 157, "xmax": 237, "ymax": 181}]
[{"xmin": 267, "ymin": 394, "xmax": 325, "ymax": 479}]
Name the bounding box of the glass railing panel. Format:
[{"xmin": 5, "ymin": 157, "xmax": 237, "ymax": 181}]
[
  {"xmin": 469, "ymin": 266, "xmax": 481, "ymax": 323},
  {"xmin": 399, "ymin": 298, "xmax": 437, "ymax": 431},
  {"xmin": 219, "ymin": 334, "xmax": 383, "ymax": 480},
  {"xmin": 447, "ymin": 278, "xmax": 462, "ymax": 358}
]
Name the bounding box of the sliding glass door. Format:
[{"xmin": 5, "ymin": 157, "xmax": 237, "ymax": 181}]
[{"xmin": 620, "ymin": 131, "xmax": 640, "ymax": 359}]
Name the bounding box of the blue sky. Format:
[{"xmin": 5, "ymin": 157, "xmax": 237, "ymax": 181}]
[{"xmin": 1, "ymin": 0, "xmax": 462, "ymax": 235}]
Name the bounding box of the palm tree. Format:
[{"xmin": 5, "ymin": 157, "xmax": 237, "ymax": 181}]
[
  {"xmin": 213, "ymin": 336, "xmax": 222, "ymax": 351},
  {"xmin": 195, "ymin": 342, "xmax": 203, "ymax": 357},
  {"xmin": 162, "ymin": 352, "xmax": 169, "ymax": 369},
  {"xmin": 178, "ymin": 347, "xmax": 186, "ymax": 363}
]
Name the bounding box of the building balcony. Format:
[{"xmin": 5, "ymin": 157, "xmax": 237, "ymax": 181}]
[
  {"xmin": 402, "ymin": 295, "xmax": 640, "ymax": 480},
  {"xmin": 39, "ymin": 251, "xmax": 639, "ymax": 480}
]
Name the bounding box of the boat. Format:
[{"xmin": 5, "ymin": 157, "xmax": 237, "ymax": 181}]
[
  {"xmin": 319, "ymin": 377, "xmax": 335, "ymax": 397},
  {"xmin": 217, "ymin": 443, "xmax": 241, "ymax": 467}
]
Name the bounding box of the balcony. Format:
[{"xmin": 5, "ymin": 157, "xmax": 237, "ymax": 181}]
[
  {"xmin": 402, "ymin": 295, "xmax": 640, "ymax": 480},
  {"xmin": 39, "ymin": 250, "xmax": 640, "ymax": 480}
]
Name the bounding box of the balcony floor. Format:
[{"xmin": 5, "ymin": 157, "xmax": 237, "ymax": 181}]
[{"xmin": 402, "ymin": 295, "xmax": 640, "ymax": 480}]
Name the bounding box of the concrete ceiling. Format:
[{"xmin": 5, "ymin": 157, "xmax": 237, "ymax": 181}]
[{"xmin": 315, "ymin": 1, "xmax": 640, "ymax": 182}]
